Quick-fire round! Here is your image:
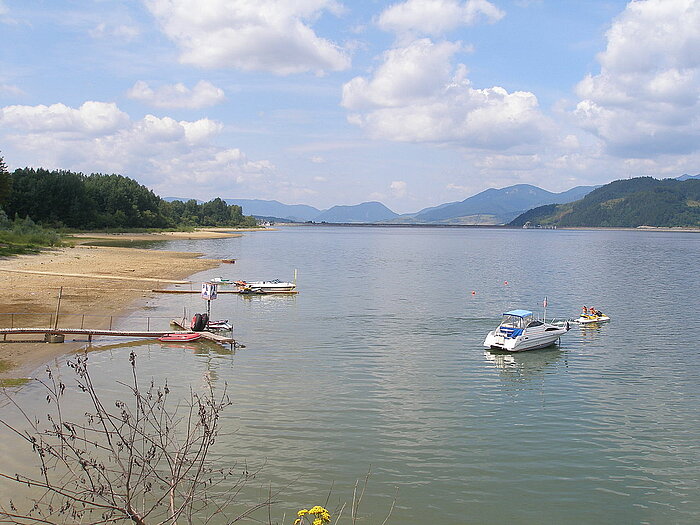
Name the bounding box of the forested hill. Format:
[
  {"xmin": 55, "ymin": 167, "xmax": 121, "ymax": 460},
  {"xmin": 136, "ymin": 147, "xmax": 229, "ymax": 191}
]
[
  {"xmin": 509, "ymin": 177, "xmax": 700, "ymax": 228},
  {"xmin": 3, "ymin": 168, "xmax": 257, "ymax": 229}
]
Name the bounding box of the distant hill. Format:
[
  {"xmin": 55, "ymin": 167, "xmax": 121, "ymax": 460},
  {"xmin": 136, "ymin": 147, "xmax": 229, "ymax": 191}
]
[
  {"xmin": 315, "ymin": 201, "xmax": 399, "ymax": 223},
  {"xmin": 510, "ymin": 177, "xmax": 700, "ymax": 228},
  {"xmin": 677, "ymin": 174, "xmax": 700, "ymax": 181},
  {"xmin": 223, "ymin": 199, "xmax": 320, "ymax": 222},
  {"xmin": 396, "ymin": 184, "xmax": 597, "ymax": 225}
]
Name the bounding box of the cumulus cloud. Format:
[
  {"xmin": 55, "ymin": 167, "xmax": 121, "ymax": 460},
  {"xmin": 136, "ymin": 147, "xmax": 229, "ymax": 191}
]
[
  {"xmin": 143, "ymin": 0, "xmax": 350, "ymax": 75},
  {"xmin": 0, "ymin": 100, "xmax": 274, "ymax": 197},
  {"xmin": 573, "ymin": 0, "xmax": 700, "ymax": 157},
  {"xmin": 378, "ymin": 0, "xmax": 504, "ymax": 38},
  {"xmin": 342, "ymin": 38, "xmax": 549, "ymax": 149},
  {"xmin": 127, "ymin": 80, "xmax": 226, "ymax": 109},
  {"xmin": 0, "ymin": 101, "xmax": 129, "ymax": 135}
]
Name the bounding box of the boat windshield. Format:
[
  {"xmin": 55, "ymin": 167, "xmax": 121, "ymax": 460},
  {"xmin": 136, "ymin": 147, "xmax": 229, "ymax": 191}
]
[{"xmin": 499, "ymin": 314, "xmax": 530, "ymax": 329}]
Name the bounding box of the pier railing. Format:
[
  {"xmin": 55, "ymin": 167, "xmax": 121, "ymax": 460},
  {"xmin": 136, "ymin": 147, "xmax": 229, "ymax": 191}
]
[{"xmin": 0, "ymin": 312, "xmax": 176, "ymax": 333}]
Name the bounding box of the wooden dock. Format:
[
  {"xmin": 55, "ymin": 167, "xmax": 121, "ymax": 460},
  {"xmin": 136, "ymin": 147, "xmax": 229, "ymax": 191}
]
[
  {"xmin": 0, "ymin": 326, "xmax": 235, "ymax": 346},
  {"xmin": 153, "ymin": 288, "xmax": 298, "ymax": 295}
]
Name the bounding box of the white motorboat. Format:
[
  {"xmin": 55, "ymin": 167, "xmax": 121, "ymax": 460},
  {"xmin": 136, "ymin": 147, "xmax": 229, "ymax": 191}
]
[
  {"xmin": 234, "ymin": 279, "xmax": 296, "ymax": 293},
  {"xmin": 483, "ymin": 309, "xmax": 570, "ymax": 352}
]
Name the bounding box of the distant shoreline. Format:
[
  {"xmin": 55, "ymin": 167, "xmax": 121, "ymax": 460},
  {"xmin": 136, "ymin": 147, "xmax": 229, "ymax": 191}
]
[{"xmin": 276, "ymin": 222, "xmax": 700, "ymax": 232}]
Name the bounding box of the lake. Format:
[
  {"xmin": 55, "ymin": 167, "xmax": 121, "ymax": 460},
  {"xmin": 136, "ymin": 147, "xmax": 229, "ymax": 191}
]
[{"xmin": 2, "ymin": 226, "xmax": 700, "ymax": 524}]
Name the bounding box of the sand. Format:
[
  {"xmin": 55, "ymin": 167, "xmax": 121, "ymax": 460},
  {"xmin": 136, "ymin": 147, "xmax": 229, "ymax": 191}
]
[{"xmin": 0, "ymin": 229, "xmax": 245, "ymax": 380}]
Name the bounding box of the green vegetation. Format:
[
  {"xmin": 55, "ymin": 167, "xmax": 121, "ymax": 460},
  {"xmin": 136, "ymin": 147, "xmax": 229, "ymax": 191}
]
[
  {"xmin": 510, "ymin": 177, "xmax": 700, "ymax": 228},
  {"xmin": 0, "ymin": 153, "xmax": 259, "ymax": 255},
  {"xmin": 5, "ymin": 167, "xmax": 257, "ymax": 229}
]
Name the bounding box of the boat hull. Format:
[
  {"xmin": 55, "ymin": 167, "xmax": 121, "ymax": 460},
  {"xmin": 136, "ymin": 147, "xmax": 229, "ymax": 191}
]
[
  {"xmin": 575, "ymin": 315, "xmax": 610, "ymax": 324},
  {"xmin": 483, "ymin": 327, "xmax": 567, "ymax": 352},
  {"xmin": 158, "ymin": 333, "xmax": 201, "ymax": 342}
]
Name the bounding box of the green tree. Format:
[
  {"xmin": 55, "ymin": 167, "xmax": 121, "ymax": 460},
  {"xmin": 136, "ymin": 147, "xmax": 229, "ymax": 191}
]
[{"xmin": 0, "ymin": 152, "xmax": 12, "ymax": 205}]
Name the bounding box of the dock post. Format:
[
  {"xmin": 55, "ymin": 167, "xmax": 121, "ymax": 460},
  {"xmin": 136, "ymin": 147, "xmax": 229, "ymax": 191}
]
[{"xmin": 53, "ymin": 287, "xmax": 63, "ymax": 331}]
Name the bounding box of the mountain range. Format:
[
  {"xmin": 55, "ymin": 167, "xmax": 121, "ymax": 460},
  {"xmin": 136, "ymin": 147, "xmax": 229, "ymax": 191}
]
[
  {"xmin": 211, "ymin": 184, "xmax": 599, "ymax": 225},
  {"xmin": 165, "ymin": 174, "xmax": 698, "ymax": 226}
]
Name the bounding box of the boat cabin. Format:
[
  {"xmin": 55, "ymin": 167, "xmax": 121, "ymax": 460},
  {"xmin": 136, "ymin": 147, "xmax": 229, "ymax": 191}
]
[{"xmin": 497, "ymin": 310, "xmax": 542, "ymax": 338}]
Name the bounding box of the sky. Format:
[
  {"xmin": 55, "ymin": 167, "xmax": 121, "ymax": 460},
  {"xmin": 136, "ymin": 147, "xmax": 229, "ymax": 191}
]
[{"xmin": 1, "ymin": 0, "xmax": 699, "ymax": 214}]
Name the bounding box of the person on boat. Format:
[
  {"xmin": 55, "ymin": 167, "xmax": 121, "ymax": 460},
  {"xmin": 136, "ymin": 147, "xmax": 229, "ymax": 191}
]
[
  {"xmin": 589, "ymin": 307, "xmax": 598, "ymax": 317},
  {"xmin": 582, "ymin": 306, "xmax": 588, "ymax": 315}
]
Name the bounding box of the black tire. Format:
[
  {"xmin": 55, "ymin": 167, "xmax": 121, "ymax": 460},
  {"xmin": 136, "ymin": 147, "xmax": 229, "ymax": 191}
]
[{"xmin": 201, "ymin": 313, "xmax": 209, "ymax": 330}]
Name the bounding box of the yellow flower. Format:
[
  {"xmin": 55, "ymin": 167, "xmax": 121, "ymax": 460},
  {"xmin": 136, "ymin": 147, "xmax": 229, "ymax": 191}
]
[
  {"xmin": 294, "ymin": 520, "xmax": 301, "ymax": 525},
  {"xmin": 297, "ymin": 509, "xmax": 308, "ymax": 517},
  {"xmin": 313, "ymin": 519, "xmax": 323, "ymax": 525}
]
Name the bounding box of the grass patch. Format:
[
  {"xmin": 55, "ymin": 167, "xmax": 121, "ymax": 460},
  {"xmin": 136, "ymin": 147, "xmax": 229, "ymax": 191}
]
[
  {"xmin": 0, "ymin": 358, "xmax": 12, "ymax": 373},
  {"xmin": 0, "ymin": 377, "xmax": 31, "ymax": 388}
]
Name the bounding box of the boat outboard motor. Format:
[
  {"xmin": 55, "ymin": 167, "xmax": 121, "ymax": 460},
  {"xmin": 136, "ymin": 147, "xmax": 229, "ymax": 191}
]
[{"xmin": 191, "ymin": 313, "xmax": 209, "ymax": 331}]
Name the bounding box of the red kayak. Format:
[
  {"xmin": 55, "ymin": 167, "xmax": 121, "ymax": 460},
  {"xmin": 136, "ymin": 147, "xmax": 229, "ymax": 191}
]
[{"xmin": 158, "ymin": 333, "xmax": 202, "ymax": 343}]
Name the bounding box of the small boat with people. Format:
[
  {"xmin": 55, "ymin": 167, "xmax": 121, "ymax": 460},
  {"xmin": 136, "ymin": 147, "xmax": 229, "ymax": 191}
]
[
  {"xmin": 234, "ymin": 279, "xmax": 296, "ymax": 293},
  {"xmin": 575, "ymin": 306, "xmax": 610, "ymax": 324},
  {"xmin": 484, "ymin": 309, "xmax": 570, "ymax": 352}
]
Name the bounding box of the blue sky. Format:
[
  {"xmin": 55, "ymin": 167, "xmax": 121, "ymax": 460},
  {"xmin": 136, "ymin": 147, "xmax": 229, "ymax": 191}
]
[{"xmin": 1, "ymin": 0, "xmax": 699, "ymax": 213}]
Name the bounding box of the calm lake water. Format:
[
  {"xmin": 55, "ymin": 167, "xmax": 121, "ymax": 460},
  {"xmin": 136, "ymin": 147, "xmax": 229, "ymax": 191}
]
[{"xmin": 2, "ymin": 226, "xmax": 700, "ymax": 524}]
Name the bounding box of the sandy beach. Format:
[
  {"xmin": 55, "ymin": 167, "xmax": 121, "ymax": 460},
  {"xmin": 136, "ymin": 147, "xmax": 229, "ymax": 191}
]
[{"xmin": 0, "ymin": 229, "xmax": 245, "ymax": 380}]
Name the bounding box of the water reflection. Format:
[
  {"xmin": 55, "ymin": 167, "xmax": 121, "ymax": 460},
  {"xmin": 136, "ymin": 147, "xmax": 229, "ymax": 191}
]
[{"xmin": 484, "ymin": 347, "xmax": 564, "ymax": 382}]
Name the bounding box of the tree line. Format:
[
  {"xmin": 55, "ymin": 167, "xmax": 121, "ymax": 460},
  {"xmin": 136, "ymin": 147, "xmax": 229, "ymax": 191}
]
[{"xmin": 0, "ymin": 161, "xmax": 257, "ymax": 230}]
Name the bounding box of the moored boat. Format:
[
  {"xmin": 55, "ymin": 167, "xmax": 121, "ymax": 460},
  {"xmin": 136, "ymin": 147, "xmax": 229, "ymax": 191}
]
[
  {"xmin": 207, "ymin": 319, "xmax": 233, "ymax": 331},
  {"xmin": 234, "ymin": 279, "xmax": 296, "ymax": 293},
  {"xmin": 483, "ymin": 309, "xmax": 570, "ymax": 352},
  {"xmin": 158, "ymin": 332, "xmax": 202, "ymax": 342}
]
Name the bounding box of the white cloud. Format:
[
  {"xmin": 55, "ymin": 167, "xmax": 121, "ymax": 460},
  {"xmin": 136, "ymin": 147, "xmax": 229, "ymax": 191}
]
[
  {"xmin": 342, "ymin": 38, "xmax": 549, "ymax": 149},
  {"xmin": 89, "ymin": 22, "xmax": 140, "ymax": 41},
  {"xmin": 0, "ymin": 101, "xmax": 275, "ymax": 197},
  {"xmin": 390, "ymin": 180, "xmax": 407, "ymax": 197},
  {"xmin": 143, "ymin": 0, "xmax": 350, "ymax": 75},
  {"xmin": 0, "ymin": 1, "xmax": 7, "ymax": 16},
  {"xmin": 0, "ymin": 101, "xmax": 129, "ymax": 135},
  {"xmin": 378, "ymin": 0, "xmax": 504, "ymax": 38},
  {"xmin": 573, "ymin": 0, "xmax": 700, "ymax": 157},
  {"xmin": 310, "ymin": 155, "xmax": 325, "ymax": 163},
  {"xmin": 0, "ymin": 83, "xmax": 24, "ymax": 96},
  {"xmin": 127, "ymin": 80, "xmax": 226, "ymax": 109}
]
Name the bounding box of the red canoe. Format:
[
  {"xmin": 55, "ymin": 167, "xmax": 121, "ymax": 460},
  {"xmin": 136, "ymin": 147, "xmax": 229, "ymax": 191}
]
[{"xmin": 158, "ymin": 333, "xmax": 202, "ymax": 343}]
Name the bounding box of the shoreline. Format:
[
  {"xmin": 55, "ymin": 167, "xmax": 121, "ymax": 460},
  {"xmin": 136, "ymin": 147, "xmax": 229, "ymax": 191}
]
[{"xmin": 0, "ymin": 229, "xmax": 246, "ymax": 381}]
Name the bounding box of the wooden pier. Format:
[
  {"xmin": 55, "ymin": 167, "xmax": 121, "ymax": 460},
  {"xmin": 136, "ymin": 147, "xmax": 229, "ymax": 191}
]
[
  {"xmin": 0, "ymin": 326, "xmax": 235, "ymax": 346},
  {"xmin": 153, "ymin": 288, "xmax": 298, "ymax": 295}
]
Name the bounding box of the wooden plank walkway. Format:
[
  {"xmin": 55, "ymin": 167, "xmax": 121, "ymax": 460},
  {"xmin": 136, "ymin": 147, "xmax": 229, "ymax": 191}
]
[
  {"xmin": 0, "ymin": 327, "xmax": 235, "ymax": 346},
  {"xmin": 153, "ymin": 289, "xmax": 298, "ymax": 294}
]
